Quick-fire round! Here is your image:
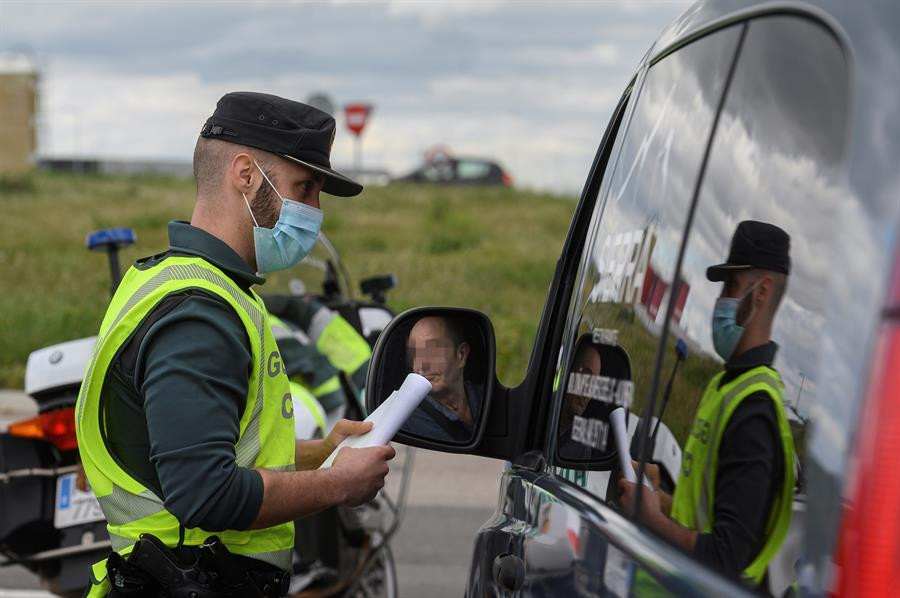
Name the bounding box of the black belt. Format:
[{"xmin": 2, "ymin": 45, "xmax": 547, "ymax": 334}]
[{"xmin": 105, "ymin": 534, "xmax": 290, "ymax": 598}]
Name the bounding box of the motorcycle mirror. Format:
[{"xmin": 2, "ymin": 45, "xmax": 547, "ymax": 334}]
[
  {"xmin": 360, "ymin": 274, "xmax": 397, "ymax": 305},
  {"xmin": 288, "ymin": 278, "xmax": 307, "ymax": 296}
]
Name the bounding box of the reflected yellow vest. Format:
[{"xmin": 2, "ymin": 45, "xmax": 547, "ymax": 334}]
[
  {"xmin": 670, "ymin": 366, "xmax": 795, "ymax": 584},
  {"xmin": 75, "ymin": 256, "xmax": 296, "ymax": 595}
]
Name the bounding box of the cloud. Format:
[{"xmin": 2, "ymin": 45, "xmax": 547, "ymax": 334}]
[
  {"xmin": 516, "ymin": 43, "xmax": 621, "ymax": 68},
  {"xmin": 2, "ymin": 0, "xmax": 688, "ymax": 193},
  {"xmin": 384, "ymin": 0, "xmax": 506, "ymax": 25}
]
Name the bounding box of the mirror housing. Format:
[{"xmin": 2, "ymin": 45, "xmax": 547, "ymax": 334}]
[{"xmin": 366, "ymin": 306, "xmax": 496, "ymax": 452}]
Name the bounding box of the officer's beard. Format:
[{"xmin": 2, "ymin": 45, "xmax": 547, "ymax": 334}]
[{"xmin": 251, "ymin": 175, "xmax": 281, "ymax": 229}]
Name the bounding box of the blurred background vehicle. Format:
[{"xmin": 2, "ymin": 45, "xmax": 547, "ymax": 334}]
[{"xmin": 398, "ymin": 147, "xmax": 512, "ymax": 187}]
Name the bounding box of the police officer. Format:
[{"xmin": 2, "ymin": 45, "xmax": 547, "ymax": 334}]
[
  {"xmin": 619, "ymin": 221, "xmax": 796, "ymax": 588},
  {"xmin": 75, "ymin": 92, "xmax": 395, "ymax": 596}
]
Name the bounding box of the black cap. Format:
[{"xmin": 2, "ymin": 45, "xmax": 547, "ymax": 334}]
[
  {"xmin": 706, "ymin": 220, "xmax": 791, "ymax": 282},
  {"xmin": 200, "ymin": 91, "xmax": 362, "ymax": 197}
]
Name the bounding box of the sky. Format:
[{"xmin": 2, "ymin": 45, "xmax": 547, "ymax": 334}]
[{"xmin": 0, "ymin": 0, "xmax": 689, "ymax": 194}]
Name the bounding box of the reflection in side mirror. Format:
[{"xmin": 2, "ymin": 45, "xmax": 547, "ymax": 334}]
[
  {"xmin": 557, "ymin": 333, "xmax": 634, "ymax": 469},
  {"xmin": 366, "ymin": 307, "xmax": 495, "ymax": 448}
]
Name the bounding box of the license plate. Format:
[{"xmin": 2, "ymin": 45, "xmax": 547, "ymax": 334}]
[{"xmin": 54, "ymin": 473, "xmax": 105, "ymax": 529}]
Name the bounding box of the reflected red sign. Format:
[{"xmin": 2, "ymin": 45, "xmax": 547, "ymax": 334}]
[
  {"xmin": 641, "ymin": 265, "xmax": 668, "ymax": 320},
  {"xmin": 344, "ymin": 103, "xmax": 371, "ymax": 136},
  {"xmin": 672, "ymin": 279, "xmax": 690, "ymax": 324}
]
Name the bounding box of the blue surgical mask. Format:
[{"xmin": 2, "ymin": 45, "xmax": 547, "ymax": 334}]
[
  {"xmin": 242, "ymin": 162, "xmax": 323, "ymax": 275},
  {"xmin": 711, "ymin": 282, "xmax": 759, "ymax": 361}
]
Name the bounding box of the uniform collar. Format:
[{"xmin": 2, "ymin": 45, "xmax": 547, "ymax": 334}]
[
  {"xmin": 725, "ymin": 341, "xmax": 778, "ymax": 373},
  {"xmin": 167, "ymin": 220, "xmax": 265, "ymax": 288}
]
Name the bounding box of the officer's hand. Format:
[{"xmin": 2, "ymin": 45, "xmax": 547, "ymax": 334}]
[
  {"xmin": 632, "ymin": 460, "xmax": 661, "ymax": 490},
  {"xmin": 331, "ymin": 445, "xmax": 396, "ymax": 507},
  {"xmin": 618, "ymin": 479, "xmax": 662, "ymax": 525},
  {"xmin": 324, "ymin": 419, "xmax": 373, "ymax": 455}
]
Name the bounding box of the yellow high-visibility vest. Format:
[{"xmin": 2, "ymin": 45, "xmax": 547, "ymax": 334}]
[{"xmin": 75, "ymin": 256, "xmax": 296, "ymax": 595}]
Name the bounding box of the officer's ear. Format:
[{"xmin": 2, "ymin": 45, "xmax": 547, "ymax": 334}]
[
  {"xmin": 229, "ymin": 152, "xmax": 258, "ymax": 195},
  {"xmin": 754, "ymin": 273, "xmax": 774, "ymax": 311}
]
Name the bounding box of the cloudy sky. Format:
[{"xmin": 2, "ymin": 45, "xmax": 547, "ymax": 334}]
[{"xmin": 1, "ymin": 0, "xmax": 689, "ymax": 193}]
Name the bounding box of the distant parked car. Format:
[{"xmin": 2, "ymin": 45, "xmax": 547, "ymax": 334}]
[
  {"xmin": 340, "ymin": 167, "xmax": 392, "ymax": 187},
  {"xmin": 399, "ymin": 154, "xmax": 512, "ymax": 187}
]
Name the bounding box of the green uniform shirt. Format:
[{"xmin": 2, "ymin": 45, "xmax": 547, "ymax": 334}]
[{"xmin": 102, "ymin": 221, "xmax": 266, "ymax": 531}]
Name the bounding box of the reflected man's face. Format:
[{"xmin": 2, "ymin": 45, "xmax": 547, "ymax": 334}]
[
  {"xmin": 566, "ymin": 345, "xmax": 602, "ymax": 417},
  {"xmin": 406, "ymin": 316, "xmax": 469, "ymax": 397}
]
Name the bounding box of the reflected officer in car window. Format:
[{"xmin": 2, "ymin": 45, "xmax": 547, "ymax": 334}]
[
  {"xmin": 403, "ymin": 316, "xmax": 484, "ymax": 442},
  {"xmin": 619, "ymin": 221, "xmax": 797, "ymax": 589}
]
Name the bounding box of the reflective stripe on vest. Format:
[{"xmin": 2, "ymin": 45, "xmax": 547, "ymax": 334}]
[
  {"xmin": 75, "ymin": 256, "xmax": 296, "ymax": 592},
  {"xmin": 669, "ymin": 366, "xmax": 795, "ymax": 584}
]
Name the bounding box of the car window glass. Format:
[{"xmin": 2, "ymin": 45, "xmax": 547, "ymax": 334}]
[
  {"xmin": 457, "ymin": 160, "xmax": 491, "ymax": 180},
  {"xmin": 552, "ymin": 25, "xmax": 743, "ymax": 499},
  {"xmin": 661, "ymin": 17, "xmax": 847, "ymax": 594}
]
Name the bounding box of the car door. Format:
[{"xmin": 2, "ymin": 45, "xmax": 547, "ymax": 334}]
[
  {"xmin": 468, "ymin": 22, "xmax": 749, "ymax": 597},
  {"xmin": 477, "ymin": 11, "xmax": 853, "ymax": 598}
]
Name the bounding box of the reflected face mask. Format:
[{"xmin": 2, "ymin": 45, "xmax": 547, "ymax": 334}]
[
  {"xmin": 711, "ymin": 282, "xmax": 759, "ymax": 361},
  {"xmin": 242, "ymin": 162, "xmax": 323, "ymax": 275}
]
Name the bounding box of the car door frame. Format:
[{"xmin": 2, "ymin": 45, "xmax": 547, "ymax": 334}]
[
  {"xmin": 491, "ymin": 5, "xmax": 854, "ymax": 598},
  {"xmin": 467, "ymin": 9, "xmax": 805, "ymax": 597}
]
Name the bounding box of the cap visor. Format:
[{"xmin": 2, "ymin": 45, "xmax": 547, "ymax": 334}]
[
  {"xmin": 281, "ymin": 154, "xmax": 363, "ymax": 197},
  {"xmin": 706, "ymin": 263, "xmax": 752, "ymax": 282}
]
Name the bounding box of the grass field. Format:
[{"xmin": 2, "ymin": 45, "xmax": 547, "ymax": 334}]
[
  {"xmin": 0, "ymin": 171, "xmax": 577, "ymax": 392},
  {"xmin": 1, "ymin": 171, "xmax": 807, "ymax": 452}
]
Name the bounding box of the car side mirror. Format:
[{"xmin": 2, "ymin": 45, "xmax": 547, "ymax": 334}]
[{"xmin": 366, "ymin": 307, "xmax": 495, "ymax": 450}]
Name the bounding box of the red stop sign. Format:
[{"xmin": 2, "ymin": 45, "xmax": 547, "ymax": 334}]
[{"xmin": 344, "ymin": 103, "xmax": 371, "ymax": 136}]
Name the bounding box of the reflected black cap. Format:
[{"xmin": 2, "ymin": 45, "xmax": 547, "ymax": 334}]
[
  {"xmin": 706, "ymin": 220, "xmax": 791, "ymax": 282},
  {"xmin": 200, "ymin": 91, "xmax": 362, "ymax": 197}
]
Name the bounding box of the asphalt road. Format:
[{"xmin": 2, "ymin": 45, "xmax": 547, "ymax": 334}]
[{"xmin": 0, "ymin": 393, "xmax": 503, "ymax": 597}]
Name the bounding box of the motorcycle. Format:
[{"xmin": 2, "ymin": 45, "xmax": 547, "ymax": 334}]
[{"xmin": 0, "ymin": 227, "xmax": 408, "ymax": 597}]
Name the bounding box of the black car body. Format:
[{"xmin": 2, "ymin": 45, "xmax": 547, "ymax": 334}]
[
  {"xmin": 367, "ymin": 1, "xmax": 900, "ymax": 596},
  {"xmin": 399, "ymin": 155, "xmax": 512, "ymax": 186}
]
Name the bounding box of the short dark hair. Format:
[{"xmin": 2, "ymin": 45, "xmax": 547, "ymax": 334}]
[
  {"xmin": 410, "ymin": 315, "xmax": 467, "ymax": 349},
  {"xmin": 192, "ymin": 136, "xmax": 278, "ymax": 197},
  {"xmin": 769, "ymin": 271, "xmax": 788, "ymax": 316},
  {"xmin": 442, "ymin": 316, "xmax": 466, "ymax": 349}
]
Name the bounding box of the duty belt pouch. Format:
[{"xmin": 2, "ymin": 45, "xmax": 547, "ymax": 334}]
[
  {"xmin": 200, "ymin": 536, "xmax": 290, "ymax": 598},
  {"xmin": 106, "ymin": 535, "xmax": 288, "ymax": 598},
  {"xmin": 106, "ymin": 551, "xmax": 157, "ymax": 596},
  {"xmin": 107, "ymin": 534, "xmax": 224, "ymax": 598}
]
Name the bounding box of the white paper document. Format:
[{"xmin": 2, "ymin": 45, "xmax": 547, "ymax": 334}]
[
  {"xmin": 319, "ymin": 373, "xmax": 432, "ymax": 469},
  {"xmin": 610, "ymin": 407, "xmax": 636, "ymax": 483},
  {"xmin": 610, "ymin": 407, "xmax": 654, "ymax": 489}
]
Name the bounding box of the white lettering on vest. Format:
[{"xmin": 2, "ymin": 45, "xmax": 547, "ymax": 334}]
[{"xmin": 571, "ymin": 415, "xmax": 609, "ymax": 450}]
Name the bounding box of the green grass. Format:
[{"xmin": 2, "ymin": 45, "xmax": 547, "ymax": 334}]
[
  {"xmin": 1, "ymin": 171, "xmax": 801, "ymax": 451},
  {"xmin": 0, "ymin": 172, "xmax": 576, "ymax": 390}
]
